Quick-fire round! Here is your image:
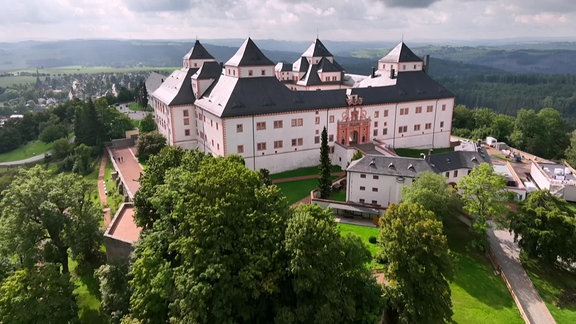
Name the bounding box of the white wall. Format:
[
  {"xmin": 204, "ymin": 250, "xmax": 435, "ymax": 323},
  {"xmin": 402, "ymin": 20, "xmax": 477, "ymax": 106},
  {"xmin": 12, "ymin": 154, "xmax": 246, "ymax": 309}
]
[{"xmin": 347, "ymin": 171, "xmax": 415, "ymax": 207}]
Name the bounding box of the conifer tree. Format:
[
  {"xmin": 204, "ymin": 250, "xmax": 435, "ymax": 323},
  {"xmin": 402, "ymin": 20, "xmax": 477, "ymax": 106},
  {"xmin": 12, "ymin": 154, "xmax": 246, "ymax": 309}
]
[{"xmin": 318, "ymin": 126, "xmax": 331, "ymax": 199}]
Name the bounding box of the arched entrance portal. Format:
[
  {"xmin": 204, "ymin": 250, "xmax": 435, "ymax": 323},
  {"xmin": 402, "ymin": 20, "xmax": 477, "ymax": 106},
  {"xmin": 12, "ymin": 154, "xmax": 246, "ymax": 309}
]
[{"xmin": 349, "ymin": 131, "xmax": 359, "ymax": 144}]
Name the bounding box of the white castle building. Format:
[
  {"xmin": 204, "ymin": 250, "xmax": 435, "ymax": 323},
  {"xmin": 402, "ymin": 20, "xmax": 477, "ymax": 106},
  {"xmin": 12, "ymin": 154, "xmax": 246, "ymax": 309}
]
[{"xmin": 151, "ymin": 38, "xmax": 455, "ymax": 173}]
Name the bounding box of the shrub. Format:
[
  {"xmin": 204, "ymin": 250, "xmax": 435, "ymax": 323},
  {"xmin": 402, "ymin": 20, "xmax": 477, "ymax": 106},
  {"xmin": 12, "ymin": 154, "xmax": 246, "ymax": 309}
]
[{"xmin": 368, "ymin": 236, "xmax": 377, "ymax": 244}]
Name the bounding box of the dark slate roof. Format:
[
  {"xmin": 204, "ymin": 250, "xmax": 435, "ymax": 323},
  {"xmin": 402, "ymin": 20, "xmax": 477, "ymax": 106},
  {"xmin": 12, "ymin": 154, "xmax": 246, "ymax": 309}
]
[
  {"xmin": 225, "ymin": 38, "xmax": 275, "ymax": 67},
  {"xmin": 145, "ymin": 72, "xmax": 166, "ymax": 95},
  {"xmin": 351, "ymin": 71, "xmax": 454, "ymax": 104},
  {"xmin": 347, "ymin": 155, "xmax": 435, "ymax": 177},
  {"xmin": 302, "ymin": 38, "xmax": 333, "ymax": 57},
  {"xmin": 193, "ymin": 61, "xmax": 222, "ymax": 80},
  {"xmin": 183, "ymin": 40, "xmax": 215, "ymax": 60},
  {"xmin": 317, "ymin": 57, "xmax": 343, "ymax": 72},
  {"xmin": 276, "ymin": 62, "xmax": 293, "ymax": 72},
  {"xmin": 293, "ymin": 57, "xmax": 309, "ymax": 73},
  {"xmin": 152, "ymin": 68, "xmax": 198, "ymax": 106},
  {"xmin": 197, "ymin": 69, "xmax": 453, "ymax": 118},
  {"xmin": 428, "ymin": 149, "xmax": 492, "ymax": 172},
  {"xmin": 380, "ymin": 42, "xmax": 422, "ymax": 63},
  {"xmin": 299, "ymin": 64, "xmax": 322, "ymax": 86}
]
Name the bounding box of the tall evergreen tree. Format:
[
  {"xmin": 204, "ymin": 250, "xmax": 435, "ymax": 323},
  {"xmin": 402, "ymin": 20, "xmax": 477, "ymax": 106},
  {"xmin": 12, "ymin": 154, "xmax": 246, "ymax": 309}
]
[{"xmin": 318, "ymin": 126, "xmax": 331, "ymax": 199}]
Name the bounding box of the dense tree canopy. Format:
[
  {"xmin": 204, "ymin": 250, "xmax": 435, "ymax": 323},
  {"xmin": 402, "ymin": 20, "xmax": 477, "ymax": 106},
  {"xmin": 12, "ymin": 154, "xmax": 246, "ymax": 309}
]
[
  {"xmin": 135, "ymin": 131, "xmax": 167, "ymax": 163},
  {"xmin": 0, "ymin": 166, "xmax": 103, "ymax": 274},
  {"xmin": 509, "ymin": 190, "xmax": 576, "ymax": 265},
  {"xmin": 130, "ymin": 153, "xmax": 383, "ymax": 323},
  {"xmin": 401, "ymin": 171, "xmax": 460, "ymax": 220},
  {"xmin": 458, "ymin": 163, "xmax": 507, "ymax": 251},
  {"xmin": 138, "ymin": 113, "xmax": 156, "ymax": 133},
  {"xmin": 378, "ymin": 202, "xmax": 454, "ymax": 324}
]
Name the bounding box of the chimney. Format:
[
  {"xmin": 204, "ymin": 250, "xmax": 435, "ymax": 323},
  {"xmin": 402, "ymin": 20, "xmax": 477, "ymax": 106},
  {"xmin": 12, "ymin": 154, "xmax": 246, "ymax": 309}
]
[
  {"xmin": 371, "ymin": 67, "xmax": 376, "ymax": 78},
  {"xmin": 423, "ymin": 55, "xmax": 430, "ymax": 73},
  {"xmin": 389, "ymin": 68, "xmax": 395, "ymax": 79}
]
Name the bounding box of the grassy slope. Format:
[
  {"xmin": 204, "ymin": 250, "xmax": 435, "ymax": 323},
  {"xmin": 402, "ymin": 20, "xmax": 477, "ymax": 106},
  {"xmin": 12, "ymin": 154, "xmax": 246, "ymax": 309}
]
[
  {"xmin": 0, "ymin": 140, "xmax": 53, "ymax": 162},
  {"xmin": 522, "ymin": 257, "xmax": 576, "ymax": 323}
]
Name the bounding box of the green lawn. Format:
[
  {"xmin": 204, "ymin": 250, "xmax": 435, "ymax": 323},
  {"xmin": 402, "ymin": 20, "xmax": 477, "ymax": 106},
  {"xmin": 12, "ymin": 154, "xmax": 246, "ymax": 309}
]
[
  {"xmin": 329, "ymin": 190, "xmax": 347, "ymax": 202},
  {"xmin": 275, "ymin": 178, "xmax": 318, "ymax": 205},
  {"xmin": 394, "ymin": 147, "xmax": 454, "ymax": 158},
  {"xmin": 0, "ymin": 140, "xmax": 53, "ymax": 162},
  {"xmin": 338, "ymin": 223, "xmax": 381, "ymax": 269},
  {"xmin": 270, "ymin": 165, "xmax": 341, "ymax": 180},
  {"xmin": 128, "ymin": 102, "xmax": 152, "ymax": 111},
  {"xmin": 104, "ymin": 156, "xmax": 125, "ymax": 215},
  {"xmin": 444, "ymin": 215, "xmax": 524, "ymax": 323},
  {"xmin": 522, "ymin": 256, "xmax": 576, "ymax": 323},
  {"xmin": 69, "ymin": 258, "xmax": 106, "ymax": 323}
]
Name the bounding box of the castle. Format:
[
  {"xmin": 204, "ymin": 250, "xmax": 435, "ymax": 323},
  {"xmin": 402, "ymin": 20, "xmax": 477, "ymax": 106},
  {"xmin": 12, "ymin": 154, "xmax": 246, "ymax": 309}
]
[{"xmin": 151, "ymin": 38, "xmax": 454, "ymax": 173}]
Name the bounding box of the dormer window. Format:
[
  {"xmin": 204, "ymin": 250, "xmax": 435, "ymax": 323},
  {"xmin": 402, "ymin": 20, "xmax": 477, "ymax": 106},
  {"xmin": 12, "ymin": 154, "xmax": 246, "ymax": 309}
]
[
  {"xmin": 261, "ymin": 70, "xmax": 266, "ymax": 76},
  {"xmin": 248, "ymin": 70, "xmax": 253, "ymax": 76}
]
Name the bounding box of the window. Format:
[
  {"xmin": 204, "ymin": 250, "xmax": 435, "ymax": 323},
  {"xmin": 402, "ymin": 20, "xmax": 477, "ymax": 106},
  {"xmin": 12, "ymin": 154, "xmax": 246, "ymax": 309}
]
[
  {"xmin": 384, "ymin": 110, "xmax": 389, "ymax": 117},
  {"xmin": 372, "ymin": 187, "xmax": 378, "ymax": 192},
  {"xmin": 216, "ymin": 122, "xmax": 218, "ymax": 130},
  {"xmin": 398, "ymin": 125, "xmax": 407, "ymax": 133},
  {"xmin": 374, "ymin": 111, "xmax": 379, "ymax": 118},
  {"xmin": 291, "ymin": 138, "xmax": 304, "ymax": 146},
  {"xmin": 360, "ymin": 174, "xmax": 366, "ymax": 178},
  {"xmin": 315, "ymin": 117, "xmax": 320, "ymax": 124},
  {"xmin": 360, "ymin": 186, "xmax": 366, "ymax": 191},
  {"xmin": 373, "ymin": 129, "xmax": 378, "ymax": 136},
  {"xmin": 425, "ymin": 123, "xmax": 432, "ymax": 130},
  {"xmin": 291, "ymin": 118, "xmax": 303, "ymax": 127},
  {"xmin": 184, "ymin": 129, "xmax": 190, "ymax": 136},
  {"xmin": 453, "ymin": 170, "xmax": 458, "ymax": 177},
  {"xmin": 442, "ymin": 104, "xmax": 446, "ymax": 111},
  {"xmin": 257, "ymin": 142, "xmax": 266, "ymax": 151},
  {"xmin": 468, "ymin": 170, "xmax": 472, "ymax": 175},
  {"xmin": 315, "ymin": 129, "xmax": 319, "ymax": 135},
  {"xmin": 373, "ymin": 175, "xmax": 379, "ymax": 180},
  {"xmin": 256, "ymin": 122, "xmax": 266, "ymax": 130},
  {"xmin": 217, "ymin": 143, "xmax": 220, "ymax": 150},
  {"xmin": 427, "ymin": 105, "xmax": 433, "ymax": 112},
  {"xmin": 374, "ymin": 121, "xmax": 378, "ymax": 127},
  {"xmin": 328, "ymin": 134, "xmax": 334, "ymax": 142},
  {"xmin": 329, "ymin": 115, "xmax": 335, "ymax": 123},
  {"xmin": 274, "ymin": 140, "xmax": 283, "ymax": 149},
  {"xmin": 273, "ymin": 120, "xmax": 283, "ymax": 128},
  {"xmin": 414, "ymin": 124, "xmax": 420, "ymax": 131},
  {"xmin": 325, "ymin": 77, "xmax": 330, "ymax": 81},
  {"xmin": 359, "ymin": 199, "xmax": 365, "ymax": 204},
  {"xmin": 183, "ymin": 110, "xmax": 189, "ymax": 117},
  {"xmin": 314, "ymin": 136, "xmax": 320, "ymax": 144},
  {"xmin": 210, "ymin": 120, "xmax": 213, "ymax": 127},
  {"xmin": 400, "ymin": 107, "xmax": 409, "ymax": 115},
  {"xmin": 248, "ymin": 70, "xmax": 253, "ymax": 76},
  {"xmin": 440, "ymin": 121, "xmax": 445, "ymax": 128},
  {"xmin": 237, "ymin": 124, "xmax": 243, "ymax": 133},
  {"xmin": 445, "ymin": 172, "xmax": 449, "ymax": 177},
  {"xmin": 237, "ymin": 145, "xmax": 244, "ymax": 153},
  {"xmin": 183, "ymin": 118, "xmax": 190, "ymax": 126},
  {"xmin": 383, "ymin": 128, "xmax": 388, "ymax": 135},
  {"xmin": 211, "ymin": 139, "xmax": 214, "ymax": 146},
  {"xmin": 372, "ymin": 200, "xmax": 378, "ymax": 204},
  {"xmin": 261, "ymin": 70, "xmax": 266, "ymax": 76},
  {"xmin": 415, "ymin": 106, "xmax": 422, "ymax": 114}
]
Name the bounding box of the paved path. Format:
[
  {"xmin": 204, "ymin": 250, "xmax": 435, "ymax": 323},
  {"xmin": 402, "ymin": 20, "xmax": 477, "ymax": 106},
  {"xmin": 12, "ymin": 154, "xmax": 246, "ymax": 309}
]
[
  {"xmin": 487, "ymin": 227, "xmax": 556, "ymax": 324},
  {"xmin": 108, "ymin": 146, "xmax": 143, "ymax": 200},
  {"xmin": 0, "ymin": 153, "xmax": 47, "ymax": 166}
]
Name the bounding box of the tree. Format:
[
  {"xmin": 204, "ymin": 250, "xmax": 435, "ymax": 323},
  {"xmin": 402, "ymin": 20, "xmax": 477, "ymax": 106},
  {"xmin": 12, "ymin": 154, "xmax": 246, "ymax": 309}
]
[
  {"xmin": 130, "ymin": 156, "xmax": 290, "ymax": 322},
  {"xmin": 402, "ymin": 171, "xmax": 460, "ymax": 220},
  {"xmin": 135, "ymin": 131, "xmax": 166, "ymax": 163},
  {"xmin": 72, "ymin": 143, "xmax": 94, "ymax": 175},
  {"xmin": 51, "ymin": 137, "xmax": 72, "ymax": 160},
  {"xmin": 318, "ymin": 126, "xmax": 331, "ymax": 199},
  {"xmin": 39, "ymin": 123, "xmax": 67, "ymax": 142},
  {"xmin": 96, "ymin": 262, "xmax": 132, "ymax": 324},
  {"xmin": 509, "ymin": 190, "xmax": 576, "ymax": 265},
  {"xmin": 458, "ymin": 163, "xmax": 507, "ymax": 251},
  {"xmin": 565, "ymin": 129, "xmax": 576, "ymax": 167},
  {"xmin": 0, "ymin": 166, "xmax": 103, "ymax": 274},
  {"xmin": 74, "ymin": 98, "xmax": 104, "ymax": 147},
  {"xmin": 0, "ymin": 265, "xmax": 78, "ymax": 323},
  {"xmin": 510, "ymin": 108, "xmax": 569, "ymax": 159},
  {"xmin": 281, "ymin": 204, "xmax": 382, "ymax": 323},
  {"xmin": 378, "ymin": 203, "xmax": 454, "ymax": 324},
  {"xmin": 139, "ymin": 113, "xmax": 156, "ymax": 133},
  {"xmin": 135, "ymin": 79, "xmax": 148, "ymax": 109}
]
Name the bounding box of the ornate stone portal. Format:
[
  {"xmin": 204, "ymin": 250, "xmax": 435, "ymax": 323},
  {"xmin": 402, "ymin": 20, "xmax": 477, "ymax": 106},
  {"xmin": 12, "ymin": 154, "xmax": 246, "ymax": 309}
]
[{"xmin": 337, "ymin": 93, "xmax": 370, "ymax": 146}]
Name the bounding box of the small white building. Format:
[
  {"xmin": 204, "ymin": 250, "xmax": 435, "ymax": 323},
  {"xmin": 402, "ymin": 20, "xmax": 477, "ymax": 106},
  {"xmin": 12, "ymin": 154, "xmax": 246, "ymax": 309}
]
[{"xmin": 530, "ymin": 161, "xmax": 576, "ymax": 202}]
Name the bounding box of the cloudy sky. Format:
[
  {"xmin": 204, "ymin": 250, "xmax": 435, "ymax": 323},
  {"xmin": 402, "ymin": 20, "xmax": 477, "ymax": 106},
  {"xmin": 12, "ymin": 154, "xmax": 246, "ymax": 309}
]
[{"xmin": 2, "ymin": 0, "xmax": 574, "ymax": 43}]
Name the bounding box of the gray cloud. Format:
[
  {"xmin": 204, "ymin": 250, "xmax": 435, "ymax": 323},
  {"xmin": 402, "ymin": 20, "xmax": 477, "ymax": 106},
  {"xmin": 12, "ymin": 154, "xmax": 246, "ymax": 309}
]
[
  {"xmin": 379, "ymin": 0, "xmax": 439, "ymax": 8},
  {"xmin": 122, "ymin": 0, "xmax": 192, "ymax": 12}
]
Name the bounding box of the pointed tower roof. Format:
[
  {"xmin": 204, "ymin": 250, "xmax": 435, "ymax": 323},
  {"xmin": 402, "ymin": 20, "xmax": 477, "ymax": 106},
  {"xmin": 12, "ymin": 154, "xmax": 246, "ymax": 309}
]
[
  {"xmin": 225, "ymin": 38, "xmax": 274, "ymax": 67},
  {"xmin": 379, "ymin": 42, "xmax": 421, "ymax": 63},
  {"xmin": 302, "ymin": 38, "xmax": 333, "ymax": 58},
  {"xmin": 183, "ymin": 40, "xmax": 215, "ymax": 60}
]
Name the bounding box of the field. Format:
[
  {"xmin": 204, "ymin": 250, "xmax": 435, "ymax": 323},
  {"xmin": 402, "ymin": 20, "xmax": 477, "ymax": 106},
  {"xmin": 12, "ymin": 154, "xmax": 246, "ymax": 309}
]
[{"xmin": 0, "ymin": 140, "xmax": 53, "ymax": 162}]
